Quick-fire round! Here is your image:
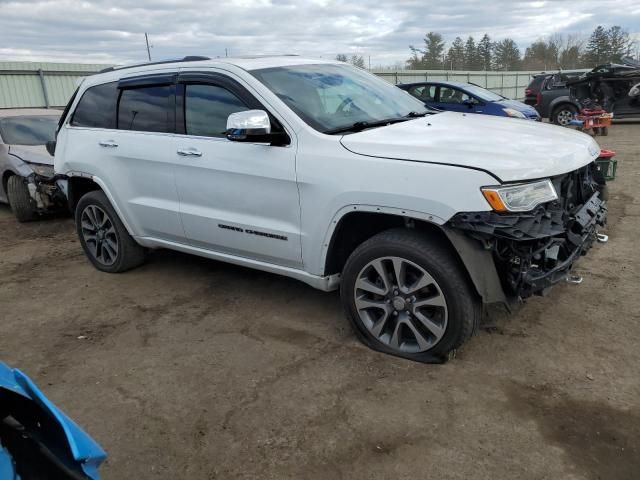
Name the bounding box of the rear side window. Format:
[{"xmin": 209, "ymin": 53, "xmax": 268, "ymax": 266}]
[
  {"xmin": 184, "ymin": 84, "xmax": 248, "ymax": 138},
  {"xmin": 71, "ymin": 82, "xmax": 118, "ymax": 128},
  {"xmin": 117, "ymin": 86, "xmax": 173, "ymax": 133}
]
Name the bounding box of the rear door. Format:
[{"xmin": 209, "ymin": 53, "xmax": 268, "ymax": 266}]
[
  {"xmin": 63, "ymin": 73, "xmax": 185, "ymax": 242},
  {"xmin": 172, "ymin": 70, "xmax": 302, "ymax": 268}
]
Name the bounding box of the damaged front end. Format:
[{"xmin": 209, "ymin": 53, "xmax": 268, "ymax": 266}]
[
  {"xmin": 24, "ymin": 167, "xmax": 68, "ymax": 213},
  {"xmin": 448, "ymin": 163, "xmax": 607, "ymax": 300}
]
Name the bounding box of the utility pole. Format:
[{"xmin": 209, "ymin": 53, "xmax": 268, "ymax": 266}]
[{"xmin": 145, "ymin": 33, "xmax": 152, "ymax": 61}]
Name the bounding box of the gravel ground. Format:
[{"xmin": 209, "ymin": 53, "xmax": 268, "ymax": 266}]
[{"xmin": 0, "ymin": 123, "xmax": 638, "ymax": 480}]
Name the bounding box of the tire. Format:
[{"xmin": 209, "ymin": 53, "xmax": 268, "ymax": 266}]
[
  {"xmin": 340, "ymin": 228, "xmax": 480, "ymax": 363},
  {"xmin": 601, "ymin": 126, "xmax": 609, "ymax": 136},
  {"xmin": 6, "ymin": 175, "xmax": 36, "ymax": 222},
  {"xmin": 75, "ymin": 190, "xmax": 146, "ymax": 273},
  {"xmin": 552, "ymin": 104, "xmax": 578, "ymax": 126}
]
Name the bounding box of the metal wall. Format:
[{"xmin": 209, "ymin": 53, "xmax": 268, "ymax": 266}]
[{"xmin": 0, "ymin": 62, "xmax": 110, "ymax": 109}]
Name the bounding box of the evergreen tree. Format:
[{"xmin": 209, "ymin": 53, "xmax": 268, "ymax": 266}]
[
  {"xmin": 582, "ymin": 25, "xmax": 609, "ymax": 66},
  {"xmin": 335, "ymin": 54, "xmax": 348, "ymax": 63},
  {"xmin": 407, "ymin": 32, "xmax": 445, "ymax": 69},
  {"xmin": 477, "ymin": 34, "xmax": 494, "ymax": 71},
  {"xmin": 463, "ymin": 36, "xmax": 480, "ymax": 70},
  {"xmin": 446, "ymin": 37, "xmax": 465, "ymax": 70},
  {"xmin": 494, "ymin": 38, "xmax": 521, "ymax": 70}
]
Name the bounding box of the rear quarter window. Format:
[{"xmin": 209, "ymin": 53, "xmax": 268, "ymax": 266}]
[{"xmin": 71, "ymin": 82, "xmax": 118, "ymax": 129}]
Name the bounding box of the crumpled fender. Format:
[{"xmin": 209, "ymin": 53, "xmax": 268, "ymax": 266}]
[{"xmin": 0, "ymin": 362, "xmax": 106, "ymax": 479}]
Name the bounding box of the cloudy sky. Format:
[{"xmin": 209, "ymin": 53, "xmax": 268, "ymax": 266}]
[{"xmin": 0, "ymin": 0, "xmax": 638, "ymax": 66}]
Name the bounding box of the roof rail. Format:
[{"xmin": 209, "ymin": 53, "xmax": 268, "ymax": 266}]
[{"xmin": 98, "ymin": 56, "xmax": 211, "ymax": 74}]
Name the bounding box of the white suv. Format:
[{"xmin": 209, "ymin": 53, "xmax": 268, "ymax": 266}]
[{"xmin": 53, "ymin": 56, "xmax": 607, "ymax": 362}]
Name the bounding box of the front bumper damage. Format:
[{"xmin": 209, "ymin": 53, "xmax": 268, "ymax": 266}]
[
  {"xmin": 25, "ymin": 173, "xmax": 67, "ymax": 213},
  {"xmin": 448, "ymin": 163, "xmax": 607, "ymax": 300}
]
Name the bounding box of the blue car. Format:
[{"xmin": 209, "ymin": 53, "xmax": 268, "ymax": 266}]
[
  {"xmin": 398, "ymin": 81, "xmax": 541, "ymax": 120},
  {"xmin": 0, "ymin": 362, "xmax": 106, "ymax": 479}
]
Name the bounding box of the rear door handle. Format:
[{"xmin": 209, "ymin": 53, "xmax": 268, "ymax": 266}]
[
  {"xmin": 99, "ymin": 140, "xmax": 118, "ymax": 148},
  {"xmin": 177, "ymin": 148, "xmax": 203, "ymax": 157}
]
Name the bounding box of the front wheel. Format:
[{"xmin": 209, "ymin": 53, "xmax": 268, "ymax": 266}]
[
  {"xmin": 75, "ymin": 190, "xmax": 146, "ymax": 273},
  {"xmin": 7, "ymin": 175, "xmax": 36, "ymax": 222},
  {"xmin": 340, "ymin": 229, "xmax": 480, "ymax": 363}
]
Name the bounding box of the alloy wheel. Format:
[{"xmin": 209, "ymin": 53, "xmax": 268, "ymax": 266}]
[
  {"xmin": 80, "ymin": 205, "xmax": 118, "ymax": 266},
  {"xmin": 556, "ymin": 109, "xmax": 574, "ymax": 126},
  {"xmin": 354, "ymin": 256, "xmax": 448, "ymax": 353}
]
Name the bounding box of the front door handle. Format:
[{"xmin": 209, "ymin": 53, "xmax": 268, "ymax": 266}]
[
  {"xmin": 99, "ymin": 140, "xmax": 118, "ymax": 148},
  {"xmin": 177, "ymin": 148, "xmax": 203, "ymax": 157}
]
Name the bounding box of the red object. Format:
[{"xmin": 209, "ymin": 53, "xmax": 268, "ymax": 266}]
[
  {"xmin": 535, "ymin": 92, "xmax": 541, "ymax": 106},
  {"xmin": 525, "ymin": 88, "xmax": 532, "ymax": 96},
  {"xmin": 598, "ymin": 149, "xmax": 616, "ymax": 159},
  {"xmin": 580, "ymin": 108, "xmax": 606, "ymax": 116}
]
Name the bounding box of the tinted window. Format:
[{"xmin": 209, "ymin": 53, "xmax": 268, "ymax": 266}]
[
  {"xmin": 0, "ymin": 116, "xmax": 59, "ymax": 145},
  {"xmin": 118, "ymin": 86, "xmax": 172, "ymax": 133},
  {"xmin": 407, "ymin": 85, "xmax": 436, "ymax": 102},
  {"xmin": 71, "ymin": 82, "xmax": 118, "ymax": 128},
  {"xmin": 184, "ymin": 84, "xmax": 248, "ymax": 137}
]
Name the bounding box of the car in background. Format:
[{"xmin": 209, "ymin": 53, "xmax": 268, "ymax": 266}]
[
  {"xmin": 524, "ymin": 74, "xmax": 548, "ymax": 106},
  {"xmin": 0, "ymin": 108, "xmax": 65, "ymax": 221},
  {"xmin": 534, "ymin": 74, "xmax": 581, "ymax": 126},
  {"xmin": 398, "ymin": 81, "xmax": 540, "ymax": 120}
]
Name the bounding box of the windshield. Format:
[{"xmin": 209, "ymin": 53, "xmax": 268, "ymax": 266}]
[
  {"xmin": 0, "ymin": 115, "xmax": 59, "ymax": 146},
  {"xmin": 251, "ymin": 64, "xmax": 432, "ymax": 133},
  {"xmin": 462, "ymin": 84, "xmax": 505, "ymax": 102}
]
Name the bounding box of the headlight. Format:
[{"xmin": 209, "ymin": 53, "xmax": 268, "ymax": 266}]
[
  {"xmin": 481, "ymin": 179, "xmax": 558, "ymax": 212},
  {"xmin": 28, "ymin": 163, "xmax": 55, "ymax": 178},
  {"xmin": 503, "ymin": 108, "xmax": 526, "ymax": 119}
]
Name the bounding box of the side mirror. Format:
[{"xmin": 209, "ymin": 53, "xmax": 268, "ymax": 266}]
[
  {"xmin": 226, "ymin": 110, "xmax": 272, "ymax": 142},
  {"xmin": 46, "ymin": 140, "xmax": 56, "ymax": 156},
  {"xmin": 462, "ymin": 98, "xmax": 476, "ymax": 108}
]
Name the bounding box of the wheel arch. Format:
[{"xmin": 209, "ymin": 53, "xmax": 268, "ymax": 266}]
[
  {"xmin": 66, "ymin": 174, "xmax": 136, "ymax": 236},
  {"xmin": 322, "ymin": 208, "xmax": 507, "ymax": 305}
]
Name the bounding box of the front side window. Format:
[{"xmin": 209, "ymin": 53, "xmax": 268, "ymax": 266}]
[
  {"xmin": 0, "ymin": 116, "xmax": 59, "ymax": 145},
  {"xmin": 71, "ymin": 82, "xmax": 118, "ymax": 129},
  {"xmin": 117, "ymin": 85, "xmax": 172, "ymax": 133},
  {"xmin": 439, "ymin": 87, "xmax": 473, "ymax": 104},
  {"xmin": 184, "ymin": 84, "xmax": 249, "ymax": 137},
  {"xmin": 251, "ymin": 63, "xmax": 432, "ymax": 134}
]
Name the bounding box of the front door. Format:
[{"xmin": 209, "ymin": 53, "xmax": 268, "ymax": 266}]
[
  {"xmin": 172, "ymin": 71, "xmax": 302, "ymax": 268},
  {"xmin": 436, "ymin": 86, "xmax": 479, "ymax": 113}
]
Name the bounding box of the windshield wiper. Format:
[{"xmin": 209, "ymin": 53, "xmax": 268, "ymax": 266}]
[
  {"xmin": 404, "ymin": 111, "xmax": 429, "ymax": 117},
  {"xmin": 326, "ymin": 117, "xmax": 411, "ymax": 135}
]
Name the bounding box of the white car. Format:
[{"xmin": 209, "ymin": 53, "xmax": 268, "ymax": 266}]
[
  {"xmin": 52, "ymin": 56, "xmax": 607, "ymax": 362},
  {"xmin": 0, "ymin": 108, "xmax": 63, "ymax": 221}
]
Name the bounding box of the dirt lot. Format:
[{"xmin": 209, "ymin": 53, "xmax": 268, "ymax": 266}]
[{"xmin": 1, "ymin": 124, "xmax": 639, "ymax": 480}]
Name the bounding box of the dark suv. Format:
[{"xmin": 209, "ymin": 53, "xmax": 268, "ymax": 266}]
[{"xmin": 524, "ymin": 74, "xmax": 549, "ymax": 106}]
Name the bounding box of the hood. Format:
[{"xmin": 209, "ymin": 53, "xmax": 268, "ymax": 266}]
[
  {"xmin": 497, "ymin": 98, "xmax": 538, "ymax": 115},
  {"xmin": 340, "ymin": 112, "xmax": 599, "ymax": 182},
  {"xmin": 7, "ymin": 145, "xmax": 53, "ymax": 166}
]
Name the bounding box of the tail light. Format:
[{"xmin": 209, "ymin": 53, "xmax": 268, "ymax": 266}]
[{"xmin": 525, "ymin": 88, "xmax": 532, "ymax": 96}]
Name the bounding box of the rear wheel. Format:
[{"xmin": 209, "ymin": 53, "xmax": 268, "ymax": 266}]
[
  {"xmin": 340, "ymin": 229, "xmax": 480, "ymax": 363},
  {"xmin": 75, "ymin": 190, "xmax": 146, "ymax": 273},
  {"xmin": 6, "ymin": 175, "xmax": 36, "ymax": 222},
  {"xmin": 552, "ymin": 104, "xmax": 578, "ymax": 126}
]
